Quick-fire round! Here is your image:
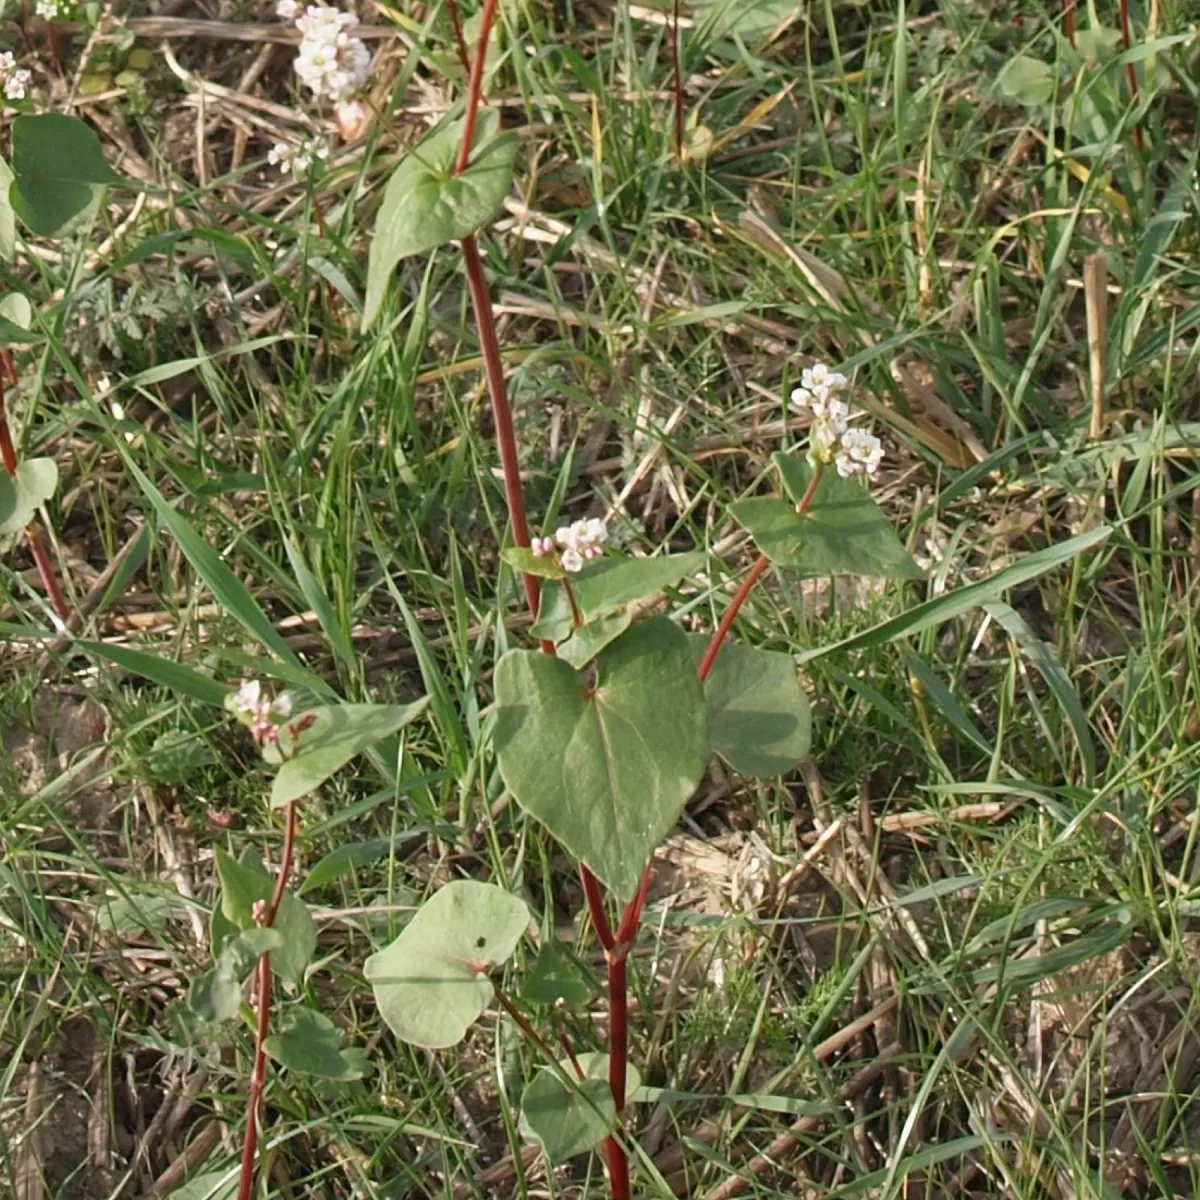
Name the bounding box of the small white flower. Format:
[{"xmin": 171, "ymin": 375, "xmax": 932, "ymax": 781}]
[
  {"xmin": 531, "ymin": 535, "xmax": 556, "ymax": 557},
  {"xmin": 276, "ymin": 0, "xmax": 299, "ymax": 17},
  {"xmin": 561, "ymin": 548, "xmax": 584, "ymax": 573},
  {"xmin": 273, "ymin": 692, "xmax": 295, "ymax": 718},
  {"xmin": 583, "ymin": 517, "xmax": 608, "ymax": 545},
  {"xmin": 3, "ymin": 67, "xmax": 31, "ymax": 101},
  {"xmin": 268, "ymin": 142, "xmax": 293, "ymax": 171},
  {"xmin": 232, "ymin": 679, "xmax": 264, "ymax": 715},
  {"xmin": 835, "ymin": 427, "xmax": 884, "ymax": 478},
  {"xmin": 800, "ymin": 362, "xmax": 848, "ymax": 397}
]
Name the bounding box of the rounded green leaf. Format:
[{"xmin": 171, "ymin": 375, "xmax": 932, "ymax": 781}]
[
  {"xmin": 362, "ymin": 109, "xmax": 517, "ymax": 330},
  {"xmin": 997, "ymin": 54, "xmax": 1055, "ymax": 107},
  {"xmin": 495, "ymin": 617, "xmax": 710, "ymax": 899},
  {"xmin": 264, "ymin": 1008, "xmax": 371, "ymax": 1081},
  {"xmin": 270, "ymin": 700, "xmax": 430, "ymax": 807},
  {"xmin": 364, "ymin": 880, "xmax": 530, "ymax": 1049},
  {"xmin": 730, "ymin": 455, "xmax": 921, "ymax": 580},
  {"xmin": 0, "ymin": 458, "xmax": 59, "ymax": 535},
  {"xmin": 691, "ymin": 638, "xmax": 811, "ymax": 776},
  {"xmin": 10, "ymin": 113, "xmax": 126, "ymax": 236},
  {"xmin": 519, "ymin": 1053, "xmax": 642, "ymax": 1163},
  {"xmin": 0, "ymin": 291, "xmax": 42, "ymax": 344}
]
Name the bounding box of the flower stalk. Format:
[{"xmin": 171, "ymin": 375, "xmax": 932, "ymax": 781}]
[{"xmin": 236, "ymin": 800, "xmax": 298, "ymax": 1200}]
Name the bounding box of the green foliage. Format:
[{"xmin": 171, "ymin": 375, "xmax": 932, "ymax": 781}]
[
  {"xmin": 522, "ymin": 939, "xmax": 591, "ymax": 1008},
  {"xmin": 214, "ymin": 847, "xmax": 316, "ymax": 986},
  {"xmin": 0, "ymin": 157, "xmax": 14, "ymax": 260},
  {"xmin": 264, "ymin": 1008, "xmax": 371, "ymax": 1080},
  {"xmin": 519, "ymin": 1053, "xmax": 643, "ymax": 1163},
  {"xmin": 495, "ymin": 617, "xmax": 710, "ymax": 899},
  {"xmin": 8, "ymin": 113, "xmax": 126, "ymax": 236},
  {"xmin": 694, "ymin": 639, "xmax": 811, "ymax": 776},
  {"xmin": 731, "ymin": 456, "xmax": 921, "ymax": 579},
  {"xmin": 362, "ymin": 109, "xmax": 518, "ymax": 329},
  {"xmin": 502, "ymin": 546, "xmax": 567, "ymax": 579},
  {"xmin": 168, "ymin": 1171, "xmax": 237, "ymax": 1200},
  {"xmin": 0, "ymin": 458, "xmax": 58, "ymax": 537},
  {"xmin": 532, "ymin": 554, "xmax": 705, "ymax": 644},
  {"xmin": 997, "ymin": 54, "xmax": 1056, "ymax": 106},
  {"xmin": 364, "ymin": 880, "xmax": 530, "ymax": 1048},
  {"xmin": 266, "ymin": 700, "xmax": 431, "ymax": 807},
  {"xmin": 189, "ymin": 927, "xmax": 283, "ymax": 1024}
]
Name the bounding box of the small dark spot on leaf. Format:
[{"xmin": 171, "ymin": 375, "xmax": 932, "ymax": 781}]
[{"xmin": 476, "ymin": 935, "xmax": 486, "ymax": 948}]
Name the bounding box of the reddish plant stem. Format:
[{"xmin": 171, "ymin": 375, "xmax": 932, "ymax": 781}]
[
  {"xmin": 1118, "ymin": 0, "xmax": 1144, "ymax": 153},
  {"xmin": 454, "ymin": 0, "xmax": 501, "ymax": 176},
  {"xmin": 563, "ymin": 576, "xmax": 584, "ymax": 629},
  {"xmin": 26, "ymin": 527, "xmax": 71, "ymax": 622},
  {"xmin": 0, "ymin": 355, "xmax": 71, "ymax": 622},
  {"xmin": 557, "ymin": 1028, "xmax": 586, "ymax": 1080},
  {"xmin": 444, "ymin": 0, "xmax": 472, "ymax": 81},
  {"xmin": 452, "ymin": 0, "xmax": 551, "ymax": 651},
  {"xmin": 236, "ymin": 801, "xmax": 298, "ymax": 1200},
  {"xmin": 1062, "ymin": 0, "xmax": 1075, "ymax": 45},
  {"xmin": 581, "ymin": 865, "xmax": 615, "ymax": 952},
  {"xmin": 697, "ymin": 468, "xmax": 822, "ymax": 683},
  {"xmin": 669, "ymin": 0, "xmax": 684, "ymax": 156},
  {"xmin": 494, "ymin": 983, "xmax": 567, "ymax": 1066}
]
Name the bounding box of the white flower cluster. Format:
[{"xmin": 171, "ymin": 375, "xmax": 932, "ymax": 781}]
[
  {"xmin": 35, "ymin": 0, "xmax": 75, "ymax": 18},
  {"xmin": 531, "ymin": 517, "xmax": 608, "ymax": 573},
  {"xmin": 789, "ymin": 362, "xmax": 884, "ymax": 479},
  {"xmin": 0, "ymin": 53, "xmax": 31, "ymax": 102},
  {"xmin": 268, "ymin": 135, "xmax": 329, "ymax": 175},
  {"xmin": 279, "ymin": 2, "xmax": 371, "ymax": 103},
  {"xmin": 227, "ymin": 679, "xmax": 294, "ymax": 745}
]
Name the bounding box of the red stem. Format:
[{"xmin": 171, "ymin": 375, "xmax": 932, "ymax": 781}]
[
  {"xmin": 0, "ymin": 355, "xmax": 70, "ymax": 622},
  {"xmin": 1063, "ymin": 0, "xmax": 1075, "ymax": 45},
  {"xmin": 444, "ymin": 0, "xmax": 472, "ymax": 80},
  {"xmin": 1118, "ymin": 0, "xmax": 1144, "ymax": 153},
  {"xmin": 454, "ymin": 0, "xmax": 501, "ymax": 176},
  {"xmin": 563, "ymin": 576, "xmax": 584, "ymax": 629},
  {"xmin": 697, "ymin": 468, "xmax": 822, "ymax": 683},
  {"xmin": 236, "ymin": 801, "xmax": 298, "ymax": 1200},
  {"xmin": 494, "ymin": 983, "xmax": 566, "ymax": 1066},
  {"xmin": 669, "ymin": 0, "xmax": 684, "ymax": 156},
  {"xmin": 581, "ymin": 865, "xmax": 615, "ymax": 952}
]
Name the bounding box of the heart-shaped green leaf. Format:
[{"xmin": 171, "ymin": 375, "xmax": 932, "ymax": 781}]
[
  {"xmin": 532, "ymin": 552, "xmax": 705, "ymax": 644},
  {"xmin": 522, "ymin": 939, "xmax": 591, "ymax": 1008},
  {"xmin": 214, "ymin": 847, "xmax": 316, "ymax": 986},
  {"xmin": 0, "ymin": 458, "xmax": 59, "ymax": 535},
  {"xmin": 365, "ymin": 880, "xmax": 530, "ymax": 1048},
  {"xmin": 495, "ymin": 617, "xmax": 710, "ymax": 899},
  {"xmin": 269, "ymin": 700, "xmax": 430, "ymax": 807},
  {"xmin": 691, "ymin": 638, "xmax": 811, "ymax": 776},
  {"xmin": 997, "ymin": 54, "xmax": 1055, "ymax": 107},
  {"xmin": 362, "ymin": 109, "xmax": 517, "ymax": 329},
  {"xmin": 519, "ymin": 1053, "xmax": 643, "ymax": 1163},
  {"xmin": 10, "ymin": 113, "xmax": 126, "ymax": 236},
  {"xmin": 264, "ymin": 1007, "xmax": 371, "ymax": 1080},
  {"xmin": 730, "ymin": 456, "xmax": 921, "ymax": 579}
]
